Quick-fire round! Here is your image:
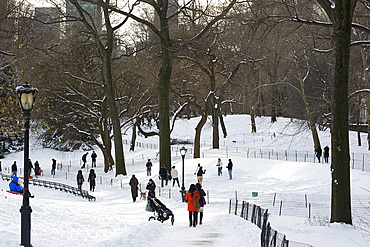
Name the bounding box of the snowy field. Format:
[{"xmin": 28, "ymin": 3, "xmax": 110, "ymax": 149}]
[{"xmin": 0, "ymin": 115, "xmax": 369, "ymax": 247}]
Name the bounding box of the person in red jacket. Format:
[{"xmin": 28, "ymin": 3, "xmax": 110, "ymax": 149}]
[{"xmin": 185, "ymin": 184, "xmax": 200, "ymax": 227}]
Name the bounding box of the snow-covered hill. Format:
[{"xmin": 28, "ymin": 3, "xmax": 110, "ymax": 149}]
[{"xmin": 0, "ymin": 115, "xmax": 369, "ymax": 246}]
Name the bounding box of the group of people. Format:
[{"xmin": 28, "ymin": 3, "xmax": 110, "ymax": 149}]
[
  {"xmin": 81, "ymin": 151, "xmax": 98, "ymax": 169},
  {"xmin": 76, "ymin": 168, "xmax": 97, "ymax": 192},
  {"xmin": 9, "ymin": 159, "xmax": 43, "ymax": 178},
  {"xmin": 185, "ymin": 183, "xmax": 206, "ymax": 227},
  {"xmin": 315, "ymin": 145, "xmax": 330, "ymax": 163},
  {"xmin": 215, "ymin": 158, "xmax": 233, "ymax": 180}
]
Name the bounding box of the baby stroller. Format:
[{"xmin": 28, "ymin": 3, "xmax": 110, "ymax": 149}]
[{"xmin": 147, "ymin": 196, "xmax": 174, "ymax": 225}]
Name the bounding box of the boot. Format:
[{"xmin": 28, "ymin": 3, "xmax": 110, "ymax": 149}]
[
  {"xmin": 189, "ymin": 213, "xmax": 193, "ymax": 227},
  {"xmin": 193, "ymin": 212, "xmax": 197, "ymax": 227}
]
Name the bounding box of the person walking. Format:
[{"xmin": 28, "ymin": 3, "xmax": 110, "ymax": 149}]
[
  {"xmin": 171, "ymin": 166, "xmax": 180, "ymax": 187},
  {"xmin": 51, "ymin": 158, "xmax": 56, "ymax": 176},
  {"xmin": 28, "ymin": 159, "xmax": 34, "ymax": 176},
  {"xmin": 323, "ymin": 145, "xmax": 330, "ymax": 163},
  {"xmin": 91, "ymin": 151, "xmax": 97, "ymax": 168},
  {"xmin": 34, "ymin": 161, "xmax": 40, "ymax": 178},
  {"xmin": 185, "ymin": 184, "xmax": 200, "ymax": 227},
  {"xmin": 76, "ymin": 170, "xmax": 84, "ymax": 191},
  {"xmin": 226, "ymin": 159, "xmax": 233, "ymax": 180},
  {"xmin": 195, "ymin": 183, "xmax": 206, "ymax": 225},
  {"xmin": 88, "ymin": 169, "xmax": 96, "ymax": 192},
  {"xmin": 81, "ymin": 152, "xmax": 88, "ymax": 168},
  {"xmin": 315, "ymin": 146, "xmax": 322, "ymax": 163},
  {"xmin": 11, "ymin": 161, "xmax": 17, "ymax": 177},
  {"xmin": 196, "ymin": 165, "xmax": 206, "ymax": 186},
  {"xmin": 159, "ymin": 166, "xmax": 168, "ymax": 187},
  {"xmin": 146, "ymin": 159, "xmax": 153, "ymax": 176},
  {"xmin": 129, "ymin": 174, "xmax": 139, "ymax": 202},
  {"xmin": 216, "ymin": 158, "xmax": 223, "ymax": 176},
  {"xmin": 146, "ymin": 179, "xmax": 156, "ymax": 198}
]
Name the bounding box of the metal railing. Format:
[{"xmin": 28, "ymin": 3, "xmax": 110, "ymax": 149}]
[
  {"xmin": 230, "ymin": 199, "xmax": 313, "ymax": 247},
  {"xmin": 1, "ymin": 174, "xmax": 95, "ymax": 201}
]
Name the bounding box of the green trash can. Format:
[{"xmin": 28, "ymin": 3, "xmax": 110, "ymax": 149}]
[{"xmin": 252, "ymin": 192, "xmax": 258, "ymax": 197}]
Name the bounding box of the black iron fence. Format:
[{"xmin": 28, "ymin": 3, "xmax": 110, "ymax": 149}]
[{"xmin": 229, "ymin": 199, "xmax": 313, "ymax": 247}]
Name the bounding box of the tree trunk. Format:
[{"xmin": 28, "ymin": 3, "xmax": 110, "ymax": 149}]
[
  {"xmin": 321, "ymin": 0, "xmax": 356, "ymax": 224},
  {"xmin": 102, "ymin": 7, "xmax": 126, "ymax": 176},
  {"xmin": 297, "ymin": 64, "xmax": 321, "ymax": 150},
  {"xmin": 212, "ymin": 96, "xmax": 220, "ymax": 149},
  {"xmin": 360, "ymin": 48, "xmax": 370, "ymax": 150},
  {"xmin": 158, "ymin": 15, "xmax": 172, "ymax": 172},
  {"xmin": 251, "ymin": 109, "xmax": 257, "ymax": 133},
  {"xmin": 130, "ymin": 125, "xmax": 137, "ymax": 151},
  {"xmin": 368, "ymin": 99, "xmax": 370, "ymax": 150},
  {"xmin": 219, "ymin": 114, "xmax": 227, "ymax": 138},
  {"xmin": 194, "ymin": 111, "xmax": 207, "ymax": 158}
]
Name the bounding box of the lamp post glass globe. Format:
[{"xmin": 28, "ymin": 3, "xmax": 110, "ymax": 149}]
[
  {"xmin": 16, "ymin": 84, "xmax": 38, "ymax": 112},
  {"xmin": 180, "ymin": 146, "xmax": 187, "ymax": 156}
]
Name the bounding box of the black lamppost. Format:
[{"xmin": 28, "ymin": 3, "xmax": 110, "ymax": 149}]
[
  {"xmin": 180, "ymin": 146, "xmax": 187, "ymax": 202},
  {"xmin": 16, "ymin": 84, "xmax": 37, "ymax": 247}
]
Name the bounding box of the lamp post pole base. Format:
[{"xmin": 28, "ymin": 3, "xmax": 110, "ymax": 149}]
[
  {"xmin": 180, "ymin": 188, "xmax": 186, "ymax": 202},
  {"xmin": 20, "ymin": 204, "xmax": 32, "ymax": 247}
]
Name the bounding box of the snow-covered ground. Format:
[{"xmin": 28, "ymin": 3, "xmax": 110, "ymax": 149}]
[{"xmin": 0, "ymin": 115, "xmax": 369, "ymax": 247}]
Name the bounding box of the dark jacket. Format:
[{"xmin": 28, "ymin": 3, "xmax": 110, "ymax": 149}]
[
  {"xmin": 159, "ymin": 167, "xmax": 168, "ymax": 179},
  {"xmin": 34, "ymin": 162, "xmax": 40, "ymax": 174},
  {"xmin": 227, "ymin": 161, "xmax": 233, "ymax": 170},
  {"xmin": 146, "ymin": 162, "xmax": 152, "ymax": 168},
  {"xmin": 197, "ymin": 167, "xmax": 205, "ymax": 177},
  {"xmin": 129, "ymin": 176, "xmax": 139, "ymax": 198},
  {"xmin": 198, "ymin": 188, "xmax": 206, "ymax": 207},
  {"xmin": 28, "ymin": 160, "xmax": 33, "ymax": 171},
  {"xmin": 323, "ymin": 146, "xmax": 329, "ymax": 157},
  {"xmin": 91, "ymin": 152, "xmax": 97, "ymax": 161},
  {"xmin": 88, "ymin": 172, "xmax": 96, "ymax": 186},
  {"xmin": 77, "ymin": 173, "xmax": 84, "ymax": 185},
  {"xmin": 11, "ymin": 163, "xmax": 17, "ymax": 172},
  {"xmin": 146, "ymin": 180, "xmax": 156, "ymax": 198},
  {"xmin": 315, "ymin": 146, "xmax": 322, "ymax": 157},
  {"xmin": 82, "ymin": 153, "xmax": 88, "ymax": 162},
  {"xmin": 52, "ymin": 159, "xmax": 56, "ymax": 169}
]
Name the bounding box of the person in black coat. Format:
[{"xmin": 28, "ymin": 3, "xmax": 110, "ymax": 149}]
[
  {"xmin": 28, "ymin": 159, "xmax": 34, "ymax": 176},
  {"xmin": 146, "ymin": 179, "xmax": 156, "ymax": 198},
  {"xmin": 159, "ymin": 166, "xmax": 168, "ymax": 187},
  {"xmin": 323, "ymin": 145, "xmax": 330, "ymax": 163},
  {"xmin": 91, "ymin": 151, "xmax": 97, "ymax": 168},
  {"xmin": 226, "ymin": 159, "xmax": 233, "ymax": 180},
  {"xmin": 88, "ymin": 169, "xmax": 96, "ymax": 192},
  {"xmin": 81, "ymin": 152, "xmax": 88, "ymax": 168},
  {"xmin": 146, "ymin": 159, "xmax": 153, "ymax": 176},
  {"xmin": 11, "ymin": 161, "xmax": 17, "ymax": 177},
  {"xmin": 51, "ymin": 158, "xmax": 56, "ymax": 176},
  {"xmin": 195, "ymin": 183, "xmax": 206, "ymax": 225},
  {"xmin": 196, "ymin": 166, "xmax": 206, "ymax": 186},
  {"xmin": 129, "ymin": 175, "xmax": 139, "ymax": 202},
  {"xmin": 77, "ymin": 170, "xmax": 84, "ymax": 191},
  {"xmin": 34, "ymin": 161, "xmax": 40, "ymax": 178}
]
